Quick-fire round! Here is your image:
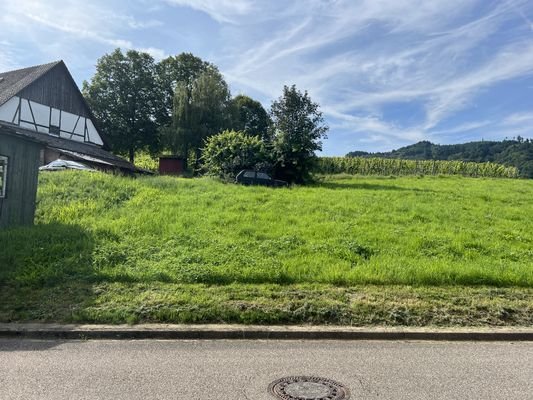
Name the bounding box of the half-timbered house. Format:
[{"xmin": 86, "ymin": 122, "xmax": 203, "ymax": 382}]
[{"xmin": 0, "ymin": 60, "xmax": 137, "ymax": 227}]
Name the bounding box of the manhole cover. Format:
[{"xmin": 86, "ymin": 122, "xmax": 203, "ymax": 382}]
[{"xmin": 268, "ymin": 376, "xmax": 350, "ymax": 400}]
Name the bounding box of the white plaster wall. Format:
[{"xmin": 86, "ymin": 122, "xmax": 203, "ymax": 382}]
[
  {"xmin": 30, "ymin": 100, "xmax": 50, "ymax": 127},
  {"xmin": 86, "ymin": 119, "xmax": 104, "ymax": 145},
  {"xmin": 0, "ymin": 97, "xmax": 105, "ymax": 146}
]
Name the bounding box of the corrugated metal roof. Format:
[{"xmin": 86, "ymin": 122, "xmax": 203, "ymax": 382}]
[
  {"xmin": 56, "ymin": 149, "xmax": 113, "ymax": 166},
  {"xmin": 0, "ymin": 61, "xmax": 62, "ymax": 107}
]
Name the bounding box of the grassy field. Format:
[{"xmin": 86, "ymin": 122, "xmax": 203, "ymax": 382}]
[{"xmin": 1, "ymin": 171, "xmax": 532, "ymax": 325}]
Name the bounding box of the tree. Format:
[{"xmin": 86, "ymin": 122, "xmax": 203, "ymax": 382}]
[
  {"xmin": 270, "ymin": 85, "xmax": 328, "ymax": 183},
  {"xmin": 162, "ymin": 81, "xmax": 193, "ymax": 161},
  {"xmin": 230, "ymin": 95, "xmax": 271, "ymax": 141},
  {"xmin": 165, "ymin": 69, "xmax": 231, "ymax": 170},
  {"xmin": 202, "ymin": 130, "xmax": 270, "ymax": 180},
  {"xmin": 83, "ymin": 49, "xmax": 161, "ymax": 163},
  {"xmin": 156, "ymin": 53, "xmax": 218, "ymax": 126}
]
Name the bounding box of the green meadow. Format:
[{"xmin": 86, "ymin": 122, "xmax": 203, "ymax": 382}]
[{"xmin": 1, "ymin": 171, "xmax": 532, "ymax": 325}]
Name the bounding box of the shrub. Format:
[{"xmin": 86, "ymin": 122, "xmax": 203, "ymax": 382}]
[
  {"xmin": 202, "ymin": 130, "xmax": 271, "ymax": 180},
  {"xmin": 134, "ymin": 152, "xmax": 159, "ymax": 172}
]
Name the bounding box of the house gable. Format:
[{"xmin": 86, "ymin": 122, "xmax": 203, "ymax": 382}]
[
  {"xmin": 0, "ymin": 61, "xmax": 104, "ymax": 146},
  {"xmin": 17, "ymin": 61, "xmax": 92, "ymax": 118}
]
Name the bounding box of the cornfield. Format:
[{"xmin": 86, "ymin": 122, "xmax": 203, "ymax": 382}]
[{"xmin": 315, "ymin": 157, "xmax": 519, "ymax": 178}]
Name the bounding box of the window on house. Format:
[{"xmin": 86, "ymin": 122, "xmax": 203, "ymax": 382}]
[
  {"xmin": 0, "ymin": 156, "xmax": 7, "ymax": 198},
  {"xmin": 49, "ymin": 125, "xmax": 60, "ymax": 135}
]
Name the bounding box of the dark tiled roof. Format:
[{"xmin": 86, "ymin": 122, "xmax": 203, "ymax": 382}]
[
  {"xmin": 0, "ymin": 61, "xmax": 62, "ymax": 107},
  {"xmin": 0, "ymin": 121, "xmax": 139, "ymax": 172}
]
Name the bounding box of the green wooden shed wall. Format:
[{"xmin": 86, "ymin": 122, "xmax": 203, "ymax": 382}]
[{"xmin": 0, "ymin": 130, "xmax": 43, "ymax": 228}]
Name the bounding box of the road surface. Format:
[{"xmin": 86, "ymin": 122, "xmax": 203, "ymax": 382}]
[{"xmin": 1, "ymin": 339, "xmax": 531, "ymax": 399}]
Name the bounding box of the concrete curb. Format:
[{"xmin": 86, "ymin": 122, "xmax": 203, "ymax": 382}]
[{"xmin": 1, "ymin": 323, "xmax": 532, "ymax": 341}]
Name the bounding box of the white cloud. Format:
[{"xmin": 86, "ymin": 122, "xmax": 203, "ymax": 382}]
[
  {"xmin": 0, "ymin": 40, "xmax": 20, "ymax": 71},
  {"xmin": 0, "ymin": 0, "xmax": 166, "ymax": 60},
  {"xmin": 221, "ymin": 0, "xmax": 533, "ymax": 149},
  {"xmin": 428, "ymin": 120, "xmax": 493, "ymax": 136},
  {"xmin": 324, "ymin": 107, "xmax": 426, "ymax": 143},
  {"xmin": 24, "ymin": 13, "xmax": 134, "ymax": 48},
  {"xmin": 164, "ymin": 0, "xmax": 253, "ymax": 23},
  {"xmin": 2, "ymin": 0, "xmax": 532, "ymax": 152},
  {"xmin": 138, "ymin": 47, "xmax": 168, "ymax": 60},
  {"xmin": 502, "ymin": 111, "xmax": 533, "ymax": 125}
]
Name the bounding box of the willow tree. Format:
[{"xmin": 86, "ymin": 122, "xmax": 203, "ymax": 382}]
[
  {"xmin": 156, "ymin": 53, "xmax": 218, "ymax": 127},
  {"xmin": 166, "ymin": 69, "xmax": 231, "ymax": 170}
]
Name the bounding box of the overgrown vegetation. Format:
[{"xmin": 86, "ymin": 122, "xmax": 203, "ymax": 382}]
[
  {"xmin": 203, "ymin": 85, "xmax": 328, "ymax": 183},
  {"xmin": 316, "ymin": 157, "xmax": 518, "ymax": 178},
  {"xmin": 347, "ymin": 139, "xmax": 533, "ymax": 178},
  {"xmin": 270, "ymin": 85, "xmax": 328, "ymax": 183},
  {"xmin": 1, "ymin": 171, "xmax": 532, "ymax": 325},
  {"xmin": 202, "ymin": 130, "xmax": 269, "ymax": 180},
  {"xmin": 84, "ymin": 49, "xmax": 327, "ymax": 182}
]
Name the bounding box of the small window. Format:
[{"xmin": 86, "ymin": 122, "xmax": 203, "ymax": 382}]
[
  {"xmin": 243, "ymin": 171, "xmax": 256, "ymax": 178},
  {"xmin": 257, "ymin": 172, "xmax": 270, "ymax": 180},
  {"xmin": 49, "ymin": 125, "xmax": 60, "ymax": 135},
  {"xmin": 0, "ymin": 155, "xmax": 7, "ymax": 198}
]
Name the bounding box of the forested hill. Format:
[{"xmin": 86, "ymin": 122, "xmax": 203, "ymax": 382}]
[{"xmin": 346, "ymin": 139, "xmax": 533, "ymax": 178}]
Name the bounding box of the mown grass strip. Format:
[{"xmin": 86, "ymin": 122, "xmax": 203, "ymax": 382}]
[{"xmin": 1, "ymin": 283, "xmax": 531, "ymax": 326}]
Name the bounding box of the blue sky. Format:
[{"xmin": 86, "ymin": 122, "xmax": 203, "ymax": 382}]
[{"xmin": 1, "ymin": 0, "xmax": 533, "ymax": 155}]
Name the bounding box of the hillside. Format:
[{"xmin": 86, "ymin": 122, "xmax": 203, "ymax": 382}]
[
  {"xmin": 1, "ymin": 172, "xmax": 532, "ymax": 326},
  {"xmin": 346, "ymin": 139, "xmax": 533, "ymax": 178}
]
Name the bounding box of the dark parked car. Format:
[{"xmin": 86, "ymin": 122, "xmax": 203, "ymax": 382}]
[{"xmin": 236, "ymin": 170, "xmax": 288, "ymax": 187}]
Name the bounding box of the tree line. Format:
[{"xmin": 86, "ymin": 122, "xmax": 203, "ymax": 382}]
[
  {"xmin": 346, "ymin": 139, "xmax": 533, "ymax": 178},
  {"xmin": 83, "ymin": 49, "xmax": 328, "ymax": 183}
]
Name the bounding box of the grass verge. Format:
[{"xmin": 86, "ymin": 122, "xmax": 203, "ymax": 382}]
[
  {"xmin": 1, "ymin": 283, "xmax": 531, "ymax": 326},
  {"xmin": 0, "ymin": 172, "xmax": 532, "ymax": 326}
]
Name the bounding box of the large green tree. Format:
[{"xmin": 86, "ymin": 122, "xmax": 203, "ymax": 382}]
[
  {"xmin": 83, "ymin": 49, "xmax": 161, "ymax": 163},
  {"xmin": 156, "ymin": 53, "xmax": 218, "ymax": 126},
  {"xmin": 270, "ymin": 85, "xmax": 329, "ymax": 183},
  {"xmin": 164, "ymin": 81, "xmax": 193, "ymax": 161},
  {"xmin": 230, "ymin": 95, "xmax": 271, "ymax": 141},
  {"xmin": 165, "ymin": 69, "xmax": 231, "ymax": 170}
]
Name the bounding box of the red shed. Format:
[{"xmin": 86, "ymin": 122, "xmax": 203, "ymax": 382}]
[{"xmin": 159, "ymin": 156, "xmax": 184, "ymax": 175}]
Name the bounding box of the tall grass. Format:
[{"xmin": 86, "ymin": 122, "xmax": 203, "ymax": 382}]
[
  {"xmin": 316, "ymin": 157, "xmax": 519, "ymax": 178},
  {"xmin": 2, "ymin": 171, "xmax": 532, "ymax": 324},
  {"xmin": 1, "ymin": 171, "xmax": 531, "ymax": 289}
]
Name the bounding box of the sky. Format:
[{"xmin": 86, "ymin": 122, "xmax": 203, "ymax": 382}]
[{"xmin": 1, "ymin": 0, "xmax": 533, "ymax": 155}]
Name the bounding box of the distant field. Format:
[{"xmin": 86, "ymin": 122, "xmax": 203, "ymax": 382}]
[
  {"xmin": 1, "ymin": 172, "xmax": 532, "ymax": 325},
  {"xmin": 316, "ymin": 156, "xmax": 519, "ymax": 178}
]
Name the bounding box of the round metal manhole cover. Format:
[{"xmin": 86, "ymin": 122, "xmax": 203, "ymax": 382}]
[{"xmin": 268, "ymin": 376, "xmax": 350, "ymax": 400}]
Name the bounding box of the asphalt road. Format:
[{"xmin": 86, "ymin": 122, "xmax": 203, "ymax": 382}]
[{"xmin": 0, "ymin": 339, "xmax": 531, "ymax": 399}]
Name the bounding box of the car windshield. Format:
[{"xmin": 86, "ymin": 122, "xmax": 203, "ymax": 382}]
[{"xmin": 243, "ymin": 171, "xmax": 255, "ymax": 178}]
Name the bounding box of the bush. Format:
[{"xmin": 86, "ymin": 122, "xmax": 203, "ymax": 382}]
[
  {"xmin": 202, "ymin": 130, "xmax": 271, "ymax": 180},
  {"xmin": 134, "ymin": 152, "xmax": 159, "ymax": 172}
]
